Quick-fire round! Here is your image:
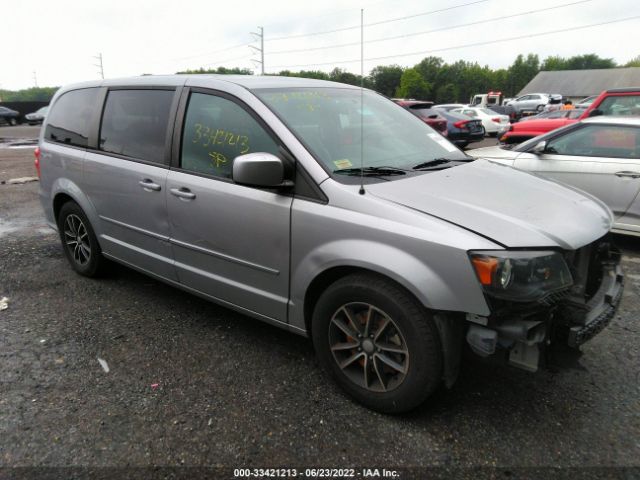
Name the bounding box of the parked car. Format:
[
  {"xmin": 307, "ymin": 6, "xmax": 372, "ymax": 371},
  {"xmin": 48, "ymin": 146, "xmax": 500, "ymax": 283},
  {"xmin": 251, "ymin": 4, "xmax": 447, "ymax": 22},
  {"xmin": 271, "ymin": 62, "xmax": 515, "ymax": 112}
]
[
  {"xmin": 518, "ymin": 109, "xmax": 583, "ymax": 122},
  {"xmin": 450, "ymin": 107, "xmax": 510, "ymax": 136},
  {"xmin": 38, "ymin": 75, "xmax": 622, "ymax": 413},
  {"xmin": 575, "ymin": 95, "xmax": 598, "ymax": 109},
  {"xmin": 25, "ymin": 106, "xmax": 49, "ymax": 125},
  {"xmin": 433, "ymin": 108, "xmax": 484, "ymax": 147},
  {"xmin": 393, "ymin": 100, "xmax": 447, "ymax": 135},
  {"xmin": 500, "ymin": 88, "xmax": 640, "ymax": 144},
  {"xmin": 433, "ymin": 103, "xmax": 466, "ymax": 111},
  {"xmin": 0, "ymin": 106, "xmax": 20, "ymax": 126},
  {"xmin": 469, "ymin": 116, "xmax": 640, "ymax": 236},
  {"xmin": 506, "ymin": 93, "xmax": 550, "ymax": 114}
]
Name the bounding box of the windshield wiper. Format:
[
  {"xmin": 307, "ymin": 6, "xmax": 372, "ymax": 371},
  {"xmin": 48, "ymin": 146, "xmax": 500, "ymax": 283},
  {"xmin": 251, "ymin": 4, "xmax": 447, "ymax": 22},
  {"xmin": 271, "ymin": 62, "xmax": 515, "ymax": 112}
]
[
  {"xmin": 412, "ymin": 157, "xmax": 470, "ymax": 170},
  {"xmin": 333, "ymin": 166, "xmax": 408, "ymax": 176}
]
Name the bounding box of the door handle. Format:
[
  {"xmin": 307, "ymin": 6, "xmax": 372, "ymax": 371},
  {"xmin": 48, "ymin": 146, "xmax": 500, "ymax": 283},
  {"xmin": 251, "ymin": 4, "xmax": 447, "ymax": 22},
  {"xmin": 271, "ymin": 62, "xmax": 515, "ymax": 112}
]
[
  {"xmin": 139, "ymin": 179, "xmax": 161, "ymax": 191},
  {"xmin": 615, "ymin": 171, "xmax": 640, "ymax": 179},
  {"xmin": 170, "ymin": 187, "xmax": 196, "ymax": 200}
]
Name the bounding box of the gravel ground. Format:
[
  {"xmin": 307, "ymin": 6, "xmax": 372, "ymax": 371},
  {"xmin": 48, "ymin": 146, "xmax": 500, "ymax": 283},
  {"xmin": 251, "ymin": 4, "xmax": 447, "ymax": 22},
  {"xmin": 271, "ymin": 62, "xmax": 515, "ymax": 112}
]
[{"xmin": 0, "ymin": 126, "xmax": 638, "ymax": 478}]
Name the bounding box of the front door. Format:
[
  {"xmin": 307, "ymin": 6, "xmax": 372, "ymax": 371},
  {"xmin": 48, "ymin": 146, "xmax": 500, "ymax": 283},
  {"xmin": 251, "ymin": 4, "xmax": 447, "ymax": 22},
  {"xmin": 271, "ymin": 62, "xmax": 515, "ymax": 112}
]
[
  {"xmin": 167, "ymin": 90, "xmax": 292, "ymax": 321},
  {"xmin": 515, "ymin": 123, "xmax": 640, "ymax": 219}
]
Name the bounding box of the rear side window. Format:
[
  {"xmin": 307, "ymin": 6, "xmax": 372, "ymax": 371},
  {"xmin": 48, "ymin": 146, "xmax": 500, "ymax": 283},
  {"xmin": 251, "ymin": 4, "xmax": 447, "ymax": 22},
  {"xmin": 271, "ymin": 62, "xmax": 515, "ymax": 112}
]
[
  {"xmin": 99, "ymin": 89, "xmax": 174, "ymax": 163},
  {"xmin": 45, "ymin": 88, "xmax": 99, "ymax": 147},
  {"xmin": 180, "ymin": 92, "xmax": 280, "ymax": 179}
]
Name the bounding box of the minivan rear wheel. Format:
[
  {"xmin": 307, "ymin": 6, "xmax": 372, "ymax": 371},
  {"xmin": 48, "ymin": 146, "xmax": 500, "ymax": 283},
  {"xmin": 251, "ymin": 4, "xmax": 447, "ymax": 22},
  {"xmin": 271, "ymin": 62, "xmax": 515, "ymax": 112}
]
[
  {"xmin": 57, "ymin": 202, "xmax": 105, "ymax": 277},
  {"xmin": 312, "ymin": 273, "xmax": 442, "ymax": 413}
]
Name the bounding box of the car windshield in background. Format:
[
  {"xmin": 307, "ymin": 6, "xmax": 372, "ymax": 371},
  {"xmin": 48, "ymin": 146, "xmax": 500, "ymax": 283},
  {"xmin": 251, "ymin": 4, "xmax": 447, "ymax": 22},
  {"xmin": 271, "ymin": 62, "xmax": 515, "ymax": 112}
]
[{"xmin": 255, "ymin": 88, "xmax": 468, "ymax": 178}]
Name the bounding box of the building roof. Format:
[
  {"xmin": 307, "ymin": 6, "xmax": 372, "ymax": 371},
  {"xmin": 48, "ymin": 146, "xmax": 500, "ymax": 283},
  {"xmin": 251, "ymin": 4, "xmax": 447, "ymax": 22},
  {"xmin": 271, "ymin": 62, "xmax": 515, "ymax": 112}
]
[{"xmin": 518, "ymin": 67, "xmax": 640, "ymax": 97}]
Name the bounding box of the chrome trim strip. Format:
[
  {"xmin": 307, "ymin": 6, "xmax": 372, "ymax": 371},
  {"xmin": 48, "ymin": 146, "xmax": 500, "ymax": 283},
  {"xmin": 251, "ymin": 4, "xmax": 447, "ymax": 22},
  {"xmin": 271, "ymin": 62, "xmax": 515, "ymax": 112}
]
[
  {"xmin": 170, "ymin": 238, "xmax": 279, "ymax": 275},
  {"xmin": 99, "ymin": 215, "xmax": 169, "ymax": 242}
]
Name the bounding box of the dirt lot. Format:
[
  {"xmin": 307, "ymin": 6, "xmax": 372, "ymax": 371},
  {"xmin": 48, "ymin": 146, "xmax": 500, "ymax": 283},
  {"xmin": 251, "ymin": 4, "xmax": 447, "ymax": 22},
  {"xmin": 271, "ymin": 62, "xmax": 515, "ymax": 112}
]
[{"xmin": 0, "ymin": 126, "xmax": 638, "ymax": 478}]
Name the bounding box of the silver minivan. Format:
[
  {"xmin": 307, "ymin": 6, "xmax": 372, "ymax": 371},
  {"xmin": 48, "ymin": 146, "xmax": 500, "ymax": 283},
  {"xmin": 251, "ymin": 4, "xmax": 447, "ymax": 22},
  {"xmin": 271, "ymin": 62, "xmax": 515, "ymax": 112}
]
[{"xmin": 37, "ymin": 75, "xmax": 623, "ymax": 413}]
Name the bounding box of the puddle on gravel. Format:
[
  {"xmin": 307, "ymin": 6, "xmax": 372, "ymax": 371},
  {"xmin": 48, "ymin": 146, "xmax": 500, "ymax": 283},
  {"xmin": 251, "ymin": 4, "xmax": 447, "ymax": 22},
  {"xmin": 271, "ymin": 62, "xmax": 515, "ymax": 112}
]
[
  {"xmin": 0, "ymin": 218, "xmax": 54, "ymax": 239},
  {"xmin": 0, "ymin": 138, "xmax": 38, "ymax": 149}
]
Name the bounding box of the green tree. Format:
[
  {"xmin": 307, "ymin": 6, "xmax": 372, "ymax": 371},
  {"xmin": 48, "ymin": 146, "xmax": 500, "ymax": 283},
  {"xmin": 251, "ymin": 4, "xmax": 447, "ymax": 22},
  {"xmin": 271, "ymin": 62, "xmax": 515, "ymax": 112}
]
[
  {"xmin": 414, "ymin": 56, "xmax": 444, "ymax": 86},
  {"xmin": 177, "ymin": 66, "xmax": 253, "ymax": 75},
  {"xmin": 276, "ymin": 70, "xmax": 330, "ymax": 80},
  {"xmin": 624, "ymin": 55, "xmax": 640, "ymax": 67},
  {"xmin": 0, "ymin": 86, "xmax": 58, "ymax": 102},
  {"xmin": 434, "ymin": 83, "xmax": 457, "ymax": 103},
  {"xmin": 541, "ymin": 55, "xmax": 568, "ymax": 71},
  {"xmin": 395, "ymin": 68, "xmax": 431, "ymax": 100},
  {"xmin": 328, "ymin": 68, "xmax": 362, "ymax": 86},
  {"xmin": 368, "ymin": 65, "xmax": 404, "ymax": 97},
  {"xmin": 507, "ymin": 53, "xmax": 540, "ymax": 95},
  {"xmin": 564, "ymin": 54, "xmax": 616, "ymax": 70}
]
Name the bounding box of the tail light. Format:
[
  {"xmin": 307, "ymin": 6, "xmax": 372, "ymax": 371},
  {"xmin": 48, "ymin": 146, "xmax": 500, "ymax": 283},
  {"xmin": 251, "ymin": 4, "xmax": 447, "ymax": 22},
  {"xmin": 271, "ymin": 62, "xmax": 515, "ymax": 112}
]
[
  {"xmin": 453, "ymin": 120, "xmax": 468, "ymax": 129},
  {"xmin": 492, "ymin": 117, "xmax": 501, "ymax": 123},
  {"xmin": 34, "ymin": 147, "xmax": 41, "ymax": 178}
]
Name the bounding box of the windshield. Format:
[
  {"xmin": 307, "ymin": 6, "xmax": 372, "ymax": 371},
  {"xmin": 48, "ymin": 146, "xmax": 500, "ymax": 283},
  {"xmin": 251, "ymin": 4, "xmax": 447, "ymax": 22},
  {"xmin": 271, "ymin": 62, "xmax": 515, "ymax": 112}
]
[{"xmin": 255, "ymin": 88, "xmax": 467, "ymax": 178}]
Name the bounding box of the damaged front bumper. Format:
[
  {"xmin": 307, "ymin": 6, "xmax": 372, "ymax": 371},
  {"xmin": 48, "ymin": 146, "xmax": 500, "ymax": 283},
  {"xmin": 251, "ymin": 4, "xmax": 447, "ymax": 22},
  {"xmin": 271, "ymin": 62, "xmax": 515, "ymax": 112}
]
[{"xmin": 465, "ymin": 236, "xmax": 624, "ymax": 372}]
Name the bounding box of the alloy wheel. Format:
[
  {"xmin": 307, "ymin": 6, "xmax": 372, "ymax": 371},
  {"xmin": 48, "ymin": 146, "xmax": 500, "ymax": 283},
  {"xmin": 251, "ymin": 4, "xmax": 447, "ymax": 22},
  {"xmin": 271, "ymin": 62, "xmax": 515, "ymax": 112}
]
[
  {"xmin": 63, "ymin": 214, "xmax": 91, "ymax": 266},
  {"xmin": 328, "ymin": 302, "xmax": 409, "ymax": 392}
]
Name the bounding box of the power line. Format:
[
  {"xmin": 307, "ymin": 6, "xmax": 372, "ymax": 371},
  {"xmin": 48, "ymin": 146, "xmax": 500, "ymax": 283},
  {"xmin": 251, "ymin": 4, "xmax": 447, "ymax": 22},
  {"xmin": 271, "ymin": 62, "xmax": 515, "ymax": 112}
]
[
  {"xmin": 199, "ymin": 54, "xmax": 253, "ymax": 69},
  {"xmin": 268, "ymin": 14, "xmax": 640, "ymax": 70},
  {"xmin": 266, "ymin": 0, "xmax": 492, "ymax": 42},
  {"xmin": 169, "ymin": 40, "xmax": 254, "ymax": 63},
  {"xmin": 269, "ymin": 0, "xmax": 597, "ymax": 55}
]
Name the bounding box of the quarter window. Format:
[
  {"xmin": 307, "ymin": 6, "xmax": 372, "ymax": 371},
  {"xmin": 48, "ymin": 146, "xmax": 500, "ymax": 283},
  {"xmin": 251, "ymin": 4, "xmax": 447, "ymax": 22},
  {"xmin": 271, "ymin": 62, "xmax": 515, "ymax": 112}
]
[
  {"xmin": 44, "ymin": 88, "xmax": 99, "ymax": 148},
  {"xmin": 99, "ymin": 89, "xmax": 174, "ymax": 163},
  {"xmin": 181, "ymin": 92, "xmax": 280, "ymax": 178}
]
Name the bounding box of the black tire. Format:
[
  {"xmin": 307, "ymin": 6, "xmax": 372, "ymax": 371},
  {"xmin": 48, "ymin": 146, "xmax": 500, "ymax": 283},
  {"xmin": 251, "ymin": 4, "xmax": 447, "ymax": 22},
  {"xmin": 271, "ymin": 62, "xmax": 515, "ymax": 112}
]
[
  {"xmin": 9, "ymin": 118, "xmax": 17, "ymax": 126},
  {"xmin": 57, "ymin": 201, "xmax": 106, "ymax": 277},
  {"xmin": 489, "ymin": 131, "xmax": 498, "ymax": 138},
  {"xmin": 312, "ymin": 273, "xmax": 443, "ymax": 413},
  {"xmin": 536, "ymin": 104, "xmax": 544, "ymax": 112}
]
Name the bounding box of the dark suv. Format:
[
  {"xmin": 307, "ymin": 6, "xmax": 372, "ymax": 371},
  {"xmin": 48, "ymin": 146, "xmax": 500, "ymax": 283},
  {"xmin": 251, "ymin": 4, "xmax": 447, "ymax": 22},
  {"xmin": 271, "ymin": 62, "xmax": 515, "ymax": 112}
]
[{"xmin": 0, "ymin": 106, "xmax": 20, "ymax": 126}]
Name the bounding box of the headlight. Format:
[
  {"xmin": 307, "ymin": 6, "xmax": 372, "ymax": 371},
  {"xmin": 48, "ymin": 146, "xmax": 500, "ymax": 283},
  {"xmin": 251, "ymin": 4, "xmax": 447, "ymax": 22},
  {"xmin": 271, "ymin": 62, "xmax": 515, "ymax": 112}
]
[{"xmin": 469, "ymin": 250, "xmax": 573, "ymax": 302}]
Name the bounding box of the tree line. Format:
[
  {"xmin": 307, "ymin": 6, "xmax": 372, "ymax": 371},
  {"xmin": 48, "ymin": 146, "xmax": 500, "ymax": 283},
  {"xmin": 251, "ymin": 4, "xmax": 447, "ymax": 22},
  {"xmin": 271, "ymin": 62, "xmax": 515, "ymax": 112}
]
[{"xmin": 3, "ymin": 53, "xmax": 639, "ymax": 103}]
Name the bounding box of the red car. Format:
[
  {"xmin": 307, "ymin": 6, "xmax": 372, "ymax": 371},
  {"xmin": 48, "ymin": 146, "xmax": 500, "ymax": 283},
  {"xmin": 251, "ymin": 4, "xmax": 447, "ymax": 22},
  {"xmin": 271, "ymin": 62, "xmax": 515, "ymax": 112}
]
[
  {"xmin": 393, "ymin": 100, "xmax": 448, "ymax": 136},
  {"xmin": 500, "ymin": 87, "xmax": 640, "ymax": 144}
]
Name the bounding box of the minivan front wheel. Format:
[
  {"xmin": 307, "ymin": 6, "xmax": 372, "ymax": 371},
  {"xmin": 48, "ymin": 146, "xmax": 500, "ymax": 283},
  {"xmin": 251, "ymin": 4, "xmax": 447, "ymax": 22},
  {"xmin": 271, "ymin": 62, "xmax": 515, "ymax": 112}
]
[
  {"xmin": 312, "ymin": 274, "xmax": 442, "ymax": 413},
  {"xmin": 57, "ymin": 202, "xmax": 105, "ymax": 277}
]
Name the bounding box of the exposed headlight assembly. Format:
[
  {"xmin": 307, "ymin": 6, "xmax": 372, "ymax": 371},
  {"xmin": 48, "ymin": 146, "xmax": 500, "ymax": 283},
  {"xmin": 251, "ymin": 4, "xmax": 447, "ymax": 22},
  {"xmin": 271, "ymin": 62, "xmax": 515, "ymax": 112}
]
[{"xmin": 469, "ymin": 250, "xmax": 573, "ymax": 302}]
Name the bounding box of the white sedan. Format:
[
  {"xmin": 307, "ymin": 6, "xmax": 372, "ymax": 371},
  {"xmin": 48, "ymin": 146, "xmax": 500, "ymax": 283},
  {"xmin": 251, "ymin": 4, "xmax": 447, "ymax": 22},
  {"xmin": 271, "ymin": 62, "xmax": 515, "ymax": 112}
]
[
  {"xmin": 450, "ymin": 107, "xmax": 510, "ymax": 136},
  {"xmin": 467, "ymin": 116, "xmax": 640, "ymax": 236}
]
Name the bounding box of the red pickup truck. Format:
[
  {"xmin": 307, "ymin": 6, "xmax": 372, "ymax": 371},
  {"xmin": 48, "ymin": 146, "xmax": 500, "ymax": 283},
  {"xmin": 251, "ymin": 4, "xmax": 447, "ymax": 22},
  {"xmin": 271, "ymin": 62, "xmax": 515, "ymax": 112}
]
[{"xmin": 500, "ymin": 88, "xmax": 640, "ymax": 144}]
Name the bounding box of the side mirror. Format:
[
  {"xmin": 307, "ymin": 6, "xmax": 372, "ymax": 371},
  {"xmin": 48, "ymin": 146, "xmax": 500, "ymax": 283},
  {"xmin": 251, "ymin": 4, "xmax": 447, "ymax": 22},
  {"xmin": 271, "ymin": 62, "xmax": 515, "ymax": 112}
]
[
  {"xmin": 531, "ymin": 140, "xmax": 547, "ymax": 154},
  {"xmin": 232, "ymin": 152, "xmax": 293, "ymax": 188},
  {"xmin": 588, "ymin": 109, "xmax": 603, "ymax": 118}
]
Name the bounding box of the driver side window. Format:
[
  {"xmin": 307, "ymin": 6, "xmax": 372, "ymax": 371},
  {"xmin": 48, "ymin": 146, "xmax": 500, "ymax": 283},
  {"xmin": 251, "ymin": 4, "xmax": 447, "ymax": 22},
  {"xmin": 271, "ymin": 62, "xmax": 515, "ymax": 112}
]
[{"xmin": 181, "ymin": 92, "xmax": 280, "ymax": 179}]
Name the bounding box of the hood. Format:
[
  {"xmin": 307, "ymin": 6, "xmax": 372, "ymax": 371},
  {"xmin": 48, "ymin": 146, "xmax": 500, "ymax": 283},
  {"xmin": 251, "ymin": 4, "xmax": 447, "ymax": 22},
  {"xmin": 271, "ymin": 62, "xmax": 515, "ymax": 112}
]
[
  {"xmin": 466, "ymin": 145, "xmax": 519, "ymax": 161},
  {"xmin": 366, "ymin": 159, "xmax": 612, "ymax": 250}
]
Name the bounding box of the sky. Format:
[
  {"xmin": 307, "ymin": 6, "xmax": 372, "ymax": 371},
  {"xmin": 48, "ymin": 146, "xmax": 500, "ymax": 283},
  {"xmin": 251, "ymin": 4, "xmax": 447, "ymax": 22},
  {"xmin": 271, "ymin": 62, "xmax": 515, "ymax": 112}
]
[{"xmin": 2, "ymin": 0, "xmax": 640, "ymax": 90}]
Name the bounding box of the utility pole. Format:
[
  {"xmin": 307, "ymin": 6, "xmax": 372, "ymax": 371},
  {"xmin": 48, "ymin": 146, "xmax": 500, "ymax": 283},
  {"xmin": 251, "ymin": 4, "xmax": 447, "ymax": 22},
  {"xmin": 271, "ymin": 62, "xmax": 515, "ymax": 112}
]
[
  {"xmin": 33, "ymin": 71, "xmax": 38, "ymax": 87},
  {"xmin": 93, "ymin": 53, "xmax": 104, "ymax": 79},
  {"xmin": 249, "ymin": 27, "xmax": 264, "ymax": 75}
]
